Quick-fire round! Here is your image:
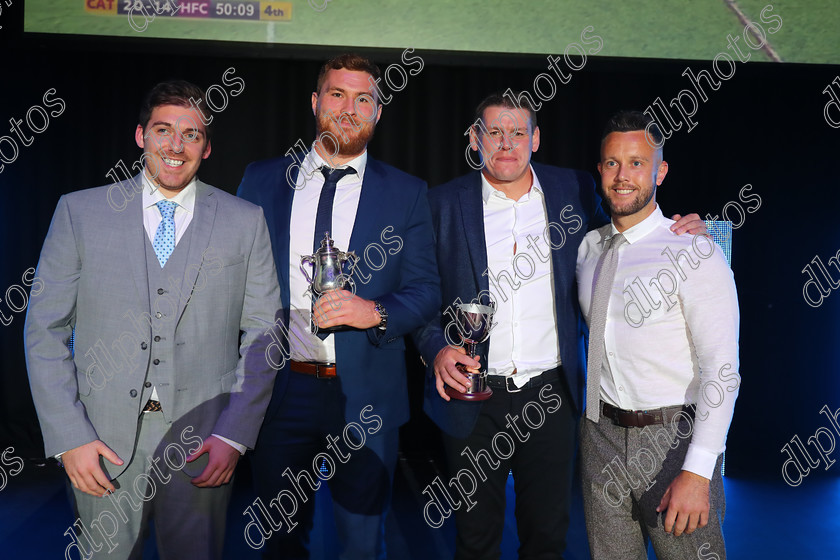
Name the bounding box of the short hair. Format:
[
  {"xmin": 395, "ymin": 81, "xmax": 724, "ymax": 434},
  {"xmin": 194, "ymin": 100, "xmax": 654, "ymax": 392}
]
[
  {"xmin": 137, "ymin": 80, "xmax": 212, "ymax": 142},
  {"xmin": 315, "ymin": 54, "xmax": 382, "ymax": 102},
  {"xmin": 473, "ymin": 92, "xmax": 538, "ymax": 132},
  {"xmin": 601, "ymin": 110, "xmax": 662, "ymax": 148}
]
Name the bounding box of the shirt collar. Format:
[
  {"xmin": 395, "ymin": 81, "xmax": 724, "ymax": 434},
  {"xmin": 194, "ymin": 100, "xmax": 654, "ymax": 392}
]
[
  {"xmin": 605, "ymin": 204, "xmax": 664, "ymax": 245},
  {"xmin": 480, "ymin": 164, "xmax": 542, "ymax": 204},
  {"xmin": 142, "ymin": 174, "xmax": 196, "ymax": 214},
  {"xmin": 303, "ymin": 145, "xmax": 367, "ymax": 183}
]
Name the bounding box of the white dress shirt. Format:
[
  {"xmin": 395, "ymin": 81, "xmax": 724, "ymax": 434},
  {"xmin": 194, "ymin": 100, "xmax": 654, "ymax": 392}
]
[
  {"xmin": 576, "ymin": 205, "xmax": 740, "ymax": 478},
  {"xmin": 289, "ymin": 147, "xmax": 366, "ymax": 363},
  {"xmin": 481, "ymin": 167, "xmax": 561, "ymax": 387}
]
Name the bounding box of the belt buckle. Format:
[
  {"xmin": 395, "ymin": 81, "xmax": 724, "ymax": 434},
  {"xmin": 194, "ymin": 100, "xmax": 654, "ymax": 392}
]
[
  {"xmin": 315, "ymin": 364, "xmax": 333, "ymax": 379},
  {"xmin": 505, "ymin": 377, "xmax": 522, "ymax": 393},
  {"xmin": 635, "ymin": 411, "xmax": 648, "ymax": 427}
]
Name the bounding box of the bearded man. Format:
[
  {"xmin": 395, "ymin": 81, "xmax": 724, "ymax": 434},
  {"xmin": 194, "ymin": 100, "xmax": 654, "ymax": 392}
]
[
  {"xmin": 237, "ymin": 54, "xmax": 439, "ymax": 560},
  {"xmin": 576, "ymin": 111, "xmax": 738, "ymax": 559}
]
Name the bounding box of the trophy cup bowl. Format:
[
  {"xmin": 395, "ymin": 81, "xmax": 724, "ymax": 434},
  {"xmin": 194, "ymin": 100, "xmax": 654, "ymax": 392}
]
[
  {"xmin": 300, "ymin": 232, "xmax": 359, "ymax": 333},
  {"xmin": 445, "ymin": 302, "xmax": 495, "ymax": 402}
]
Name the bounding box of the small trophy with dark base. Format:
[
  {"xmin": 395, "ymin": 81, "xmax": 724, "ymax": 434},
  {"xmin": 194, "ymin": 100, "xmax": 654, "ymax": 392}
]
[
  {"xmin": 300, "ymin": 232, "xmax": 359, "ymax": 334},
  {"xmin": 445, "ymin": 302, "xmax": 496, "ymax": 402}
]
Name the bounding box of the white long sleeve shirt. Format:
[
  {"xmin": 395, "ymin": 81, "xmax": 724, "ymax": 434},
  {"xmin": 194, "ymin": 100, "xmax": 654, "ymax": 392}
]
[{"xmin": 576, "ymin": 205, "xmax": 740, "ymax": 479}]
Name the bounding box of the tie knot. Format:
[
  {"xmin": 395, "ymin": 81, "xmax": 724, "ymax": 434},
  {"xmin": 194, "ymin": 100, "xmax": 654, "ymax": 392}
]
[
  {"xmin": 321, "ymin": 166, "xmax": 356, "ymax": 185},
  {"xmin": 607, "ymin": 232, "xmax": 627, "ymax": 250},
  {"xmin": 156, "ymin": 200, "xmax": 177, "ymax": 219}
]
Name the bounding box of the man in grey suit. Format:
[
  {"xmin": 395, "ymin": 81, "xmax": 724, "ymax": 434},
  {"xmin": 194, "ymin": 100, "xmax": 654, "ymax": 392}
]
[{"xmin": 24, "ymin": 80, "xmax": 282, "ymax": 559}]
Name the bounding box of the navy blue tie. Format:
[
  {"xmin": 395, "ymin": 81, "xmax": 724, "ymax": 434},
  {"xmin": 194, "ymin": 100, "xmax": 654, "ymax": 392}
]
[
  {"xmin": 313, "ymin": 166, "xmax": 356, "ymax": 252},
  {"xmin": 312, "ymin": 166, "xmax": 356, "ymax": 339}
]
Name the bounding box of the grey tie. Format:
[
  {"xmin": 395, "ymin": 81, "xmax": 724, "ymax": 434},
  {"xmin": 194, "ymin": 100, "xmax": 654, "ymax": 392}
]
[{"xmin": 586, "ymin": 232, "xmax": 627, "ymax": 422}]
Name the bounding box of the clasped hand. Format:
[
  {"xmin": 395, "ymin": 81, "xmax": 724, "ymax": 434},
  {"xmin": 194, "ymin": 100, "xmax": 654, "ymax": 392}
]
[{"xmin": 312, "ymin": 289, "xmax": 380, "ymax": 330}]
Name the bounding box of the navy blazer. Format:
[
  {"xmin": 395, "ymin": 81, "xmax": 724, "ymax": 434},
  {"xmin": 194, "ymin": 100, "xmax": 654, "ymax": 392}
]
[
  {"xmin": 414, "ymin": 162, "xmax": 608, "ymax": 439},
  {"xmin": 237, "ymin": 154, "xmax": 440, "ymax": 432}
]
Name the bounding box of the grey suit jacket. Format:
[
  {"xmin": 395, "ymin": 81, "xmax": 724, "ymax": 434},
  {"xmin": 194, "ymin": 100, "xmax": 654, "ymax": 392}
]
[{"xmin": 24, "ymin": 176, "xmax": 282, "ymax": 478}]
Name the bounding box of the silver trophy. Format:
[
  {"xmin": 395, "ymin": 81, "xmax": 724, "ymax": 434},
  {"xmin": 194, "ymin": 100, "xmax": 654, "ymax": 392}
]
[
  {"xmin": 446, "ymin": 301, "xmax": 496, "ymax": 401},
  {"xmin": 300, "ymin": 232, "xmax": 359, "ymax": 333}
]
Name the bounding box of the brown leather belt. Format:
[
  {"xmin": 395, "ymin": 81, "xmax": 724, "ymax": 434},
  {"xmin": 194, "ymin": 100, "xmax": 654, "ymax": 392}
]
[
  {"xmin": 601, "ymin": 402, "xmax": 694, "ymax": 428},
  {"xmin": 290, "ymin": 360, "xmax": 337, "ymax": 379}
]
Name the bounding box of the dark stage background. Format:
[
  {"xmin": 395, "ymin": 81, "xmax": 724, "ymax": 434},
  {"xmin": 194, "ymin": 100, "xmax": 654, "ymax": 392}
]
[{"xmin": 1, "ymin": 2, "xmax": 839, "ymax": 489}]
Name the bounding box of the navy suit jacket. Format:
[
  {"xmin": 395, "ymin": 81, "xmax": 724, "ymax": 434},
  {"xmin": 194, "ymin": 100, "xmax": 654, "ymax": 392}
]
[
  {"xmin": 237, "ymin": 154, "xmax": 440, "ymax": 432},
  {"xmin": 414, "ymin": 162, "xmax": 608, "ymax": 439}
]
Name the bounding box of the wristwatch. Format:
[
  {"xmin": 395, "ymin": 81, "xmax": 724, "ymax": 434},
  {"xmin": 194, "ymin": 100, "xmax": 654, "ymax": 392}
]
[{"xmin": 373, "ymin": 300, "xmax": 388, "ymax": 331}]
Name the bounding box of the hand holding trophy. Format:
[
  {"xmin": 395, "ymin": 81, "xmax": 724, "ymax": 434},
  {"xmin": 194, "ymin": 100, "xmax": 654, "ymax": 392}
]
[
  {"xmin": 300, "ymin": 232, "xmax": 359, "ymax": 334},
  {"xmin": 445, "ymin": 298, "xmax": 496, "ymax": 402}
]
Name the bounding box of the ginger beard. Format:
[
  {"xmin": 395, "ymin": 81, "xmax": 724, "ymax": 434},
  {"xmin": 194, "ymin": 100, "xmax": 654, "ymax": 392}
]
[{"xmin": 315, "ymin": 107, "xmax": 376, "ymax": 158}]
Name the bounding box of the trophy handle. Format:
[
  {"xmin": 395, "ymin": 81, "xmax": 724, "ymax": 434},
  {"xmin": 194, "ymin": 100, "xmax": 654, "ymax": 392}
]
[
  {"xmin": 341, "ymin": 250, "xmax": 359, "ymax": 271},
  {"xmin": 339, "ymin": 251, "xmax": 359, "ymax": 293},
  {"xmin": 336, "ymin": 273, "xmax": 356, "ymax": 294},
  {"xmin": 300, "ymin": 255, "xmax": 315, "ymax": 284}
]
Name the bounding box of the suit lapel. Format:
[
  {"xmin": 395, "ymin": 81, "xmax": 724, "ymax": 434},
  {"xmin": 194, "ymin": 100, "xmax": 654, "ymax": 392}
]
[
  {"xmin": 347, "ymin": 158, "xmax": 383, "ymax": 256},
  {"xmin": 540, "ymin": 178, "xmax": 570, "ymax": 305},
  {"xmin": 277, "ymin": 163, "xmax": 296, "ymax": 310},
  {"xmin": 127, "ymin": 176, "xmax": 151, "ymax": 321},
  {"xmin": 458, "ymin": 174, "xmax": 490, "ymax": 294},
  {"xmin": 175, "ymin": 181, "xmax": 216, "ymax": 323}
]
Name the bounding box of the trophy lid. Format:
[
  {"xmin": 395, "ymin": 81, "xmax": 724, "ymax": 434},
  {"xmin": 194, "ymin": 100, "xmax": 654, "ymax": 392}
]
[{"xmin": 318, "ymin": 232, "xmax": 338, "ymax": 253}]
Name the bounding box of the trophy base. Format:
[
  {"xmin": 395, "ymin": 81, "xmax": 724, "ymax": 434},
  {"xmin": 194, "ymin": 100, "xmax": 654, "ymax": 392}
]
[
  {"xmin": 445, "ymin": 385, "xmax": 493, "ymax": 401},
  {"xmin": 312, "ymin": 325, "xmax": 352, "ymax": 335}
]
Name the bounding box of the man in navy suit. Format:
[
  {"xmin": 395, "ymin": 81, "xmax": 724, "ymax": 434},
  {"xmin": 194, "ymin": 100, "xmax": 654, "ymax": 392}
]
[
  {"xmin": 237, "ymin": 54, "xmax": 439, "ymax": 559},
  {"xmin": 414, "ymin": 94, "xmax": 705, "ymax": 559}
]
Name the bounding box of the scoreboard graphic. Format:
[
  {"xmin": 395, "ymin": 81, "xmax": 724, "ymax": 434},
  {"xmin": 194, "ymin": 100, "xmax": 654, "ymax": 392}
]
[
  {"xmin": 85, "ymin": 0, "xmax": 293, "ymax": 22},
  {"xmin": 23, "ymin": 1, "xmax": 840, "ymax": 64}
]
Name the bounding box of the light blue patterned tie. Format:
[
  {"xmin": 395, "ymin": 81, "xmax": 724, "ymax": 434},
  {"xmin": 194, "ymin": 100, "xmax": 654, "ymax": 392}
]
[{"xmin": 153, "ymin": 200, "xmax": 177, "ymax": 267}]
